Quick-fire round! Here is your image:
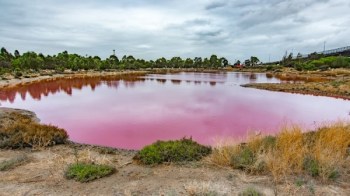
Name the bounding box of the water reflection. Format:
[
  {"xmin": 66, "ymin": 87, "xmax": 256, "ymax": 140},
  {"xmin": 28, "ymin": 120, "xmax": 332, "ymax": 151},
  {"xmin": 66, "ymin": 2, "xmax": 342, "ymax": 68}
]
[{"xmin": 0, "ymin": 76, "xmax": 145, "ymax": 102}]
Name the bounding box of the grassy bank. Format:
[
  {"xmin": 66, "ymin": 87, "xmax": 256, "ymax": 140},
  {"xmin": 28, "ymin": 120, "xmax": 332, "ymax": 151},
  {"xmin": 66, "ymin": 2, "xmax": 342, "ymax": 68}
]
[
  {"xmin": 242, "ymin": 68, "xmax": 350, "ymax": 100},
  {"xmin": 209, "ymin": 122, "xmax": 350, "ymax": 182}
]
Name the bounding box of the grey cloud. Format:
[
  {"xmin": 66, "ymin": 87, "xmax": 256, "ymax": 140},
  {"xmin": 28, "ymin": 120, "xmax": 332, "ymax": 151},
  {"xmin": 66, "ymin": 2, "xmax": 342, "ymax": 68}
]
[
  {"xmin": 0, "ymin": 0, "xmax": 349, "ymax": 63},
  {"xmin": 205, "ymin": 1, "xmax": 227, "ymax": 10}
]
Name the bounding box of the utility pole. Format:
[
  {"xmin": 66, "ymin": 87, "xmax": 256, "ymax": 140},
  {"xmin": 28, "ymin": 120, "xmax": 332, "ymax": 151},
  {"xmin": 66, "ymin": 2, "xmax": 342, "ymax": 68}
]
[
  {"xmin": 113, "ymin": 49, "xmax": 116, "ymax": 56},
  {"xmin": 323, "ymin": 41, "xmax": 326, "ymax": 52},
  {"xmin": 269, "ymin": 54, "xmax": 270, "ymax": 63}
]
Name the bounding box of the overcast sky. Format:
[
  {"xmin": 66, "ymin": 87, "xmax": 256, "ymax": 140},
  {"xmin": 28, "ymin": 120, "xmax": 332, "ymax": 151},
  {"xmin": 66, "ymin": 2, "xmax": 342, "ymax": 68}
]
[{"xmin": 1, "ymin": 0, "xmax": 349, "ymax": 63}]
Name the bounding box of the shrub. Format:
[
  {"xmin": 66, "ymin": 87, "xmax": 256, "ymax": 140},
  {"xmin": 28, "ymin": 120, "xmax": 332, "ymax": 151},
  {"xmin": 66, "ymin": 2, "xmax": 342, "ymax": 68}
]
[
  {"xmin": 65, "ymin": 163, "xmax": 115, "ymax": 182},
  {"xmin": 0, "ymin": 113, "xmax": 68, "ymax": 148},
  {"xmin": 134, "ymin": 138, "xmax": 212, "ymax": 165},
  {"xmin": 231, "ymin": 146, "xmax": 255, "ymax": 170},
  {"xmin": 14, "ymin": 68, "xmax": 23, "ymax": 78},
  {"xmin": 303, "ymin": 156, "xmax": 319, "ymax": 177}
]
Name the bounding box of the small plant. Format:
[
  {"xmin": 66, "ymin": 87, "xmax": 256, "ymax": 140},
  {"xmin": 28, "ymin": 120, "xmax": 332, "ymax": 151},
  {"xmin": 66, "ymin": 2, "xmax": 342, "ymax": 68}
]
[
  {"xmin": 303, "ymin": 156, "xmax": 319, "ymax": 177},
  {"xmin": 134, "ymin": 138, "xmax": 211, "ymax": 165},
  {"xmin": 328, "ymin": 169, "xmax": 340, "ymax": 181},
  {"xmin": 65, "ymin": 163, "xmax": 115, "ymax": 182},
  {"xmin": 240, "ymin": 186, "xmax": 261, "ymax": 196},
  {"xmin": 295, "ymin": 178, "xmax": 305, "ymax": 187},
  {"xmin": 230, "ymin": 146, "xmax": 255, "ymax": 170},
  {"xmin": 0, "ymin": 155, "xmax": 29, "ymax": 171}
]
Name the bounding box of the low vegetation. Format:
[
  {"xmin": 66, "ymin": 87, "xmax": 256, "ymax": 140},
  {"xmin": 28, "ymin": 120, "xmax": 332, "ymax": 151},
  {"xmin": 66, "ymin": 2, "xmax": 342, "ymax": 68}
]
[
  {"xmin": 209, "ymin": 122, "xmax": 350, "ymax": 181},
  {"xmin": 0, "ymin": 154, "xmax": 29, "ymax": 171},
  {"xmin": 240, "ymin": 186, "xmax": 262, "ymax": 196},
  {"xmin": 0, "ymin": 112, "xmax": 68, "ymax": 148},
  {"xmin": 134, "ymin": 138, "xmax": 212, "ymax": 165},
  {"xmin": 64, "ymin": 163, "xmax": 115, "ymax": 182}
]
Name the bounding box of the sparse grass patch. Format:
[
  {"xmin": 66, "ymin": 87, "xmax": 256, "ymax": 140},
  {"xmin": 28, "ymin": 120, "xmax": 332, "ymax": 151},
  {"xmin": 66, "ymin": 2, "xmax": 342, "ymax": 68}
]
[
  {"xmin": 184, "ymin": 181, "xmax": 229, "ymax": 196},
  {"xmin": 240, "ymin": 186, "xmax": 262, "ymax": 196},
  {"xmin": 0, "ymin": 154, "xmax": 29, "ymax": 171},
  {"xmin": 134, "ymin": 138, "xmax": 211, "ymax": 165},
  {"xmin": 64, "ymin": 163, "xmax": 115, "ymax": 182},
  {"xmin": 0, "ymin": 112, "xmax": 68, "ymax": 148}
]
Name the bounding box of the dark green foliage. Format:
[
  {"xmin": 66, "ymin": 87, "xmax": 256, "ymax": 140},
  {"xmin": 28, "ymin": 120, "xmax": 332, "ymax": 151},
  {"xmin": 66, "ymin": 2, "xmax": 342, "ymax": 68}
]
[
  {"xmin": 303, "ymin": 156, "xmax": 319, "ymax": 177},
  {"xmin": 231, "ymin": 146, "xmax": 255, "ymax": 170},
  {"xmin": 65, "ymin": 163, "xmax": 115, "ymax": 182},
  {"xmin": 0, "ymin": 47, "xmax": 230, "ymax": 73},
  {"xmin": 294, "ymin": 56, "xmax": 350, "ymax": 71},
  {"xmin": 134, "ymin": 138, "xmax": 212, "ymax": 165}
]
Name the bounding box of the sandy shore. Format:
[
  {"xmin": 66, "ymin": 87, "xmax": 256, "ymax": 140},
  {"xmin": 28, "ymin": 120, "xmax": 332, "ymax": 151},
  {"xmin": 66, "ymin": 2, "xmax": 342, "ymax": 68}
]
[{"xmin": 0, "ymin": 70, "xmax": 148, "ymax": 90}]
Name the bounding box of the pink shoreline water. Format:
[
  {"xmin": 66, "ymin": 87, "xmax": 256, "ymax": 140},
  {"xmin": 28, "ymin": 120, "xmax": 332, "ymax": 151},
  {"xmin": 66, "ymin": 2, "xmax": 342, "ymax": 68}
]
[{"xmin": 1, "ymin": 72, "xmax": 349, "ymax": 149}]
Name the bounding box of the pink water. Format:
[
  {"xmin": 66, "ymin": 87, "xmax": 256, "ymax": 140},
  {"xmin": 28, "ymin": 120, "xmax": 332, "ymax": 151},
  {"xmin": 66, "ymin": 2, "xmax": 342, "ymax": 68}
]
[{"xmin": 1, "ymin": 72, "xmax": 349, "ymax": 149}]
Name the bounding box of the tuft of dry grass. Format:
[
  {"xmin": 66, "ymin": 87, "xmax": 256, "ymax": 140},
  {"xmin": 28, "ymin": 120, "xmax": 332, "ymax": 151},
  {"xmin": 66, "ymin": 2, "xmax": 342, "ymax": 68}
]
[
  {"xmin": 208, "ymin": 122, "xmax": 350, "ymax": 181},
  {"xmin": 0, "ymin": 112, "xmax": 68, "ymax": 149},
  {"xmin": 0, "ymin": 154, "xmax": 29, "ymax": 171},
  {"xmin": 184, "ymin": 180, "xmax": 230, "ymax": 196}
]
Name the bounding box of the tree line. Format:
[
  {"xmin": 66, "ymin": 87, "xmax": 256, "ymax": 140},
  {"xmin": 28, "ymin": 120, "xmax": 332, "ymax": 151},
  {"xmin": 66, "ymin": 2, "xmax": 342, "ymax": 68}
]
[{"xmin": 0, "ymin": 47, "xmax": 230, "ymax": 73}]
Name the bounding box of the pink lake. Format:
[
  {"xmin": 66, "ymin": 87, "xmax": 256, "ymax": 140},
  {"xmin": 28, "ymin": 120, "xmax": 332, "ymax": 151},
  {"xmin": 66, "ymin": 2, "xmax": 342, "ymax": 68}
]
[{"xmin": 0, "ymin": 72, "xmax": 349, "ymax": 149}]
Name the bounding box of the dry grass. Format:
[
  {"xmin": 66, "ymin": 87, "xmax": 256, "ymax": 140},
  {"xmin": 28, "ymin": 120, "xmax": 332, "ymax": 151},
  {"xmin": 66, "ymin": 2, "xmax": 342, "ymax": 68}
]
[
  {"xmin": 0, "ymin": 154, "xmax": 29, "ymax": 171},
  {"xmin": 208, "ymin": 122, "xmax": 350, "ymax": 181},
  {"xmin": 184, "ymin": 180, "xmax": 230, "ymax": 196},
  {"xmin": 0, "ymin": 112, "xmax": 68, "ymax": 149}
]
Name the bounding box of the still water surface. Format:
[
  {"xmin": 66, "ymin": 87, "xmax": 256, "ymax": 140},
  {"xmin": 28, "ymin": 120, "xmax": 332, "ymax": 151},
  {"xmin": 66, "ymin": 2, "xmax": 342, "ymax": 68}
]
[{"xmin": 0, "ymin": 72, "xmax": 349, "ymax": 149}]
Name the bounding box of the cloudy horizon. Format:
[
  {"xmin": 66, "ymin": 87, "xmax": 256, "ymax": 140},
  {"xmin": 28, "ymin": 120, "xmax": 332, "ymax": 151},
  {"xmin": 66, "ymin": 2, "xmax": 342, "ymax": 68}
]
[{"xmin": 1, "ymin": 0, "xmax": 349, "ymax": 63}]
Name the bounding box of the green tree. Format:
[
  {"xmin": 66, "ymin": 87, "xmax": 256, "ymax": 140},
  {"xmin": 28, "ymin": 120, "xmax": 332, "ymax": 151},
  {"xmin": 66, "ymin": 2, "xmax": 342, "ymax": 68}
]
[{"xmin": 250, "ymin": 56, "xmax": 260, "ymax": 66}]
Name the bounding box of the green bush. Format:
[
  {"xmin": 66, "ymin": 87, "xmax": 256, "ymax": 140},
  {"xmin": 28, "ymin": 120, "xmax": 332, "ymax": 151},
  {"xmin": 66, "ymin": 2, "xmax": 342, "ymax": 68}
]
[
  {"xmin": 14, "ymin": 68, "xmax": 23, "ymax": 78},
  {"xmin": 65, "ymin": 163, "xmax": 115, "ymax": 182},
  {"xmin": 231, "ymin": 146, "xmax": 255, "ymax": 170},
  {"xmin": 134, "ymin": 138, "xmax": 212, "ymax": 165}
]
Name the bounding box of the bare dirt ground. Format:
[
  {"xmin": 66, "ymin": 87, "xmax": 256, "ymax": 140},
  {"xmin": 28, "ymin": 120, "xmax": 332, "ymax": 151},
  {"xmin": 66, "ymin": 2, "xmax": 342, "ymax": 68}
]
[{"xmin": 1, "ymin": 144, "xmax": 349, "ymax": 196}]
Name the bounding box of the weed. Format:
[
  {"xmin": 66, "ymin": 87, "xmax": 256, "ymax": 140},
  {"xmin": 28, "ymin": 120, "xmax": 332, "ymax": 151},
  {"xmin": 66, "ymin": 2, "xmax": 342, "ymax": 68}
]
[
  {"xmin": 64, "ymin": 163, "xmax": 115, "ymax": 182},
  {"xmin": 134, "ymin": 138, "xmax": 211, "ymax": 165},
  {"xmin": 240, "ymin": 186, "xmax": 261, "ymax": 196},
  {"xmin": 0, "ymin": 155, "xmax": 29, "ymax": 171},
  {"xmin": 303, "ymin": 156, "xmax": 319, "ymax": 177},
  {"xmin": 295, "ymin": 178, "xmax": 305, "ymax": 187},
  {"xmin": 231, "ymin": 146, "xmax": 255, "ymax": 170}
]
